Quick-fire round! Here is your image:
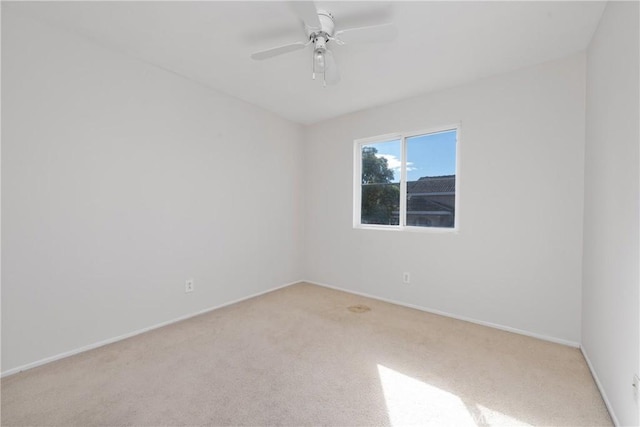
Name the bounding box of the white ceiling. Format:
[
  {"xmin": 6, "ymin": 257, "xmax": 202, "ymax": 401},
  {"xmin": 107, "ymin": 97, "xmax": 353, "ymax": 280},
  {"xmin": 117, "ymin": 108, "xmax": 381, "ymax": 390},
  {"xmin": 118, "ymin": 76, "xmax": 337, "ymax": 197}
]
[{"xmin": 7, "ymin": 1, "xmax": 606, "ymax": 125}]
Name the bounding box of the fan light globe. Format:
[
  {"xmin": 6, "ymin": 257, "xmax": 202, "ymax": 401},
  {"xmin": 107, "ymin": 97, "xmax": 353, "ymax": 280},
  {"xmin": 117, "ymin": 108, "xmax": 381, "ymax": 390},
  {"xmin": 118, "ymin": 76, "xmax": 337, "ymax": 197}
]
[{"xmin": 314, "ymin": 49, "xmax": 326, "ymax": 72}]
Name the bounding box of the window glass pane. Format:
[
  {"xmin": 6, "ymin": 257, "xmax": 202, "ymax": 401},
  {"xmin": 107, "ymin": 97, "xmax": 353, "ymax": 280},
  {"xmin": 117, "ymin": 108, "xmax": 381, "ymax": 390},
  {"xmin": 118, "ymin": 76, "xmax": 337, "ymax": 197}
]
[
  {"xmin": 406, "ymin": 130, "xmax": 456, "ymax": 228},
  {"xmin": 361, "ymin": 140, "xmax": 401, "ymax": 225}
]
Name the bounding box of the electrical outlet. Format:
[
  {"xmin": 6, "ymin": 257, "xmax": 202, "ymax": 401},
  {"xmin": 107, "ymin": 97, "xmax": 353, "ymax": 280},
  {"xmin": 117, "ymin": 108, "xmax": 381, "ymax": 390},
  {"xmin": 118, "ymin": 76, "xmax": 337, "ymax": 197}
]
[
  {"xmin": 633, "ymin": 374, "xmax": 639, "ymax": 399},
  {"xmin": 402, "ymin": 272, "xmax": 411, "ymax": 284},
  {"xmin": 185, "ymin": 279, "xmax": 194, "ymax": 293}
]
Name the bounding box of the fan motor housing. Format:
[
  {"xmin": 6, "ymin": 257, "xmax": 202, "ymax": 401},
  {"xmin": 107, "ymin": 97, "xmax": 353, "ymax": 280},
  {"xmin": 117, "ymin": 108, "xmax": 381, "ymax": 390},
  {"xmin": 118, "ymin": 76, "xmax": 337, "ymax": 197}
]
[{"xmin": 306, "ymin": 10, "xmax": 335, "ymax": 41}]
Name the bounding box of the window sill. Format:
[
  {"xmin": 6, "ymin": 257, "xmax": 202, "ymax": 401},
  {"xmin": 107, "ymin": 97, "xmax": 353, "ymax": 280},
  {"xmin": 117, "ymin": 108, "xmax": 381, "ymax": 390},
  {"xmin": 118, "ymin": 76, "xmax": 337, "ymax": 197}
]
[{"xmin": 354, "ymin": 224, "xmax": 459, "ymax": 234}]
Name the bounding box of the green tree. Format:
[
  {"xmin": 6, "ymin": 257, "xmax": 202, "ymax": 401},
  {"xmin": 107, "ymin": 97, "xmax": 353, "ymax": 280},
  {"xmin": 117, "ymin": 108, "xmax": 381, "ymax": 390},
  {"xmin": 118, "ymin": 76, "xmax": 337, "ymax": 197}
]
[
  {"xmin": 361, "ymin": 146, "xmax": 394, "ymax": 184},
  {"xmin": 361, "ymin": 147, "xmax": 399, "ymax": 225}
]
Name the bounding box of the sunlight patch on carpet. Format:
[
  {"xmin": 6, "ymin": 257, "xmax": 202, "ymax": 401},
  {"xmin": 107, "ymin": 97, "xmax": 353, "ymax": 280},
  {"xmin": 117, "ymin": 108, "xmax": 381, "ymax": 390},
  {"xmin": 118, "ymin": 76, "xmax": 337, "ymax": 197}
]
[
  {"xmin": 472, "ymin": 403, "xmax": 531, "ymax": 426},
  {"xmin": 377, "ymin": 364, "xmax": 531, "ymax": 426},
  {"xmin": 377, "ymin": 364, "xmax": 475, "ymax": 426}
]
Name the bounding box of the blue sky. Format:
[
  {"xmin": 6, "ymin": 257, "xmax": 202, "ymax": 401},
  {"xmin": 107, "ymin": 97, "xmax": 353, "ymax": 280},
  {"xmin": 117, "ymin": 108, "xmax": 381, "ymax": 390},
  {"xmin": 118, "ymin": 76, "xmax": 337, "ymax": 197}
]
[{"xmin": 364, "ymin": 130, "xmax": 457, "ymax": 183}]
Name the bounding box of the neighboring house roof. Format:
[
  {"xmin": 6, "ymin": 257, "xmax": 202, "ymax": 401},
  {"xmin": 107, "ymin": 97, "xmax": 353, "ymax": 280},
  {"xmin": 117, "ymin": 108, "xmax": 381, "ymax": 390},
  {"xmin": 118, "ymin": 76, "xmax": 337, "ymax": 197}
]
[
  {"xmin": 407, "ymin": 198, "xmax": 454, "ymax": 214},
  {"xmin": 407, "ymin": 175, "xmax": 455, "ymax": 194}
]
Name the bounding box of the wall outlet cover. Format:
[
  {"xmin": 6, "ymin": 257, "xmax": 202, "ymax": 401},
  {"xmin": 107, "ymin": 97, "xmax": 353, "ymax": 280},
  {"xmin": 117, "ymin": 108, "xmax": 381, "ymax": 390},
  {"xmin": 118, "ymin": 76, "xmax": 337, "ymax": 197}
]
[{"xmin": 185, "ymin": 279, "xmax": 194, "ymax": 293}]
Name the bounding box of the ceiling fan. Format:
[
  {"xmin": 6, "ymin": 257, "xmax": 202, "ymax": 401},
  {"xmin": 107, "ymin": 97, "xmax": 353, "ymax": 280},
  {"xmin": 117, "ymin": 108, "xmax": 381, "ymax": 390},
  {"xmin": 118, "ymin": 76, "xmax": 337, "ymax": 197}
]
[{"xmin": 250, "ymin": 2, "xmax": 398, "ymax": 86}]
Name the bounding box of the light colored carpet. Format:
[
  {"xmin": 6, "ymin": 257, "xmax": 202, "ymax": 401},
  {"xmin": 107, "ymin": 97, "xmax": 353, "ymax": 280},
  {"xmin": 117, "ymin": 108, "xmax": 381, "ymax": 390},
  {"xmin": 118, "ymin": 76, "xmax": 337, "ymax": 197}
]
[{"xmin": 1, "ymin": 283, "xmax": 612, "ymax": 426}]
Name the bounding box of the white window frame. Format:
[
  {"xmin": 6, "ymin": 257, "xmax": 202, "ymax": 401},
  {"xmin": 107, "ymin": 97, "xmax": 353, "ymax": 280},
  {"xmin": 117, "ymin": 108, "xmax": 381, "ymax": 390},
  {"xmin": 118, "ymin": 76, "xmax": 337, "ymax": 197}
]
[{"xmin": 353, "ymin": 124, "xmax": 460, "ymax": 233}]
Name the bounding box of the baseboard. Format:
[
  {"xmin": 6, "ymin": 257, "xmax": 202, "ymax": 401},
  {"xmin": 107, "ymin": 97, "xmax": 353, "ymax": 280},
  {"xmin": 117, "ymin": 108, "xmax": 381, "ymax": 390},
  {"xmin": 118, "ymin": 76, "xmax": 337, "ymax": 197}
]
[
  {"xmin": 580, "ymin": 346, "xmax": 620, "ymax": 427},
  {"xmin": 303, "ymin": 279, "xmax": 581, "ymax": 348},
  {"xmin": 1, "ymin": 278, "xmax": 582, "ymax": 378},
  {"xmin": 1, "ymin": 280, "xmax": 301, "ymax": 378}
]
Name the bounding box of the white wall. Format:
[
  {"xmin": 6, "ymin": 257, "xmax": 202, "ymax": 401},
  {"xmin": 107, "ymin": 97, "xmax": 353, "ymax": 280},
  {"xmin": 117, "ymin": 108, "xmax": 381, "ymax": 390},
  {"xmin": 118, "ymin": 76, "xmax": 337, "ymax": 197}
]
[
  {"xmin": 1, "ymin": 10, "xmax": 303, "ymax": 373},
  {"xmin": 5, "ymin": 11, "xmax": 636, "ymax": 422},
  {"xmin": 582, "ymin": 2, "xmax": 640, "ymax": 426},
  {"xmin": 303, "ymin": 54, "xmax": 586, "ymax": 345}
]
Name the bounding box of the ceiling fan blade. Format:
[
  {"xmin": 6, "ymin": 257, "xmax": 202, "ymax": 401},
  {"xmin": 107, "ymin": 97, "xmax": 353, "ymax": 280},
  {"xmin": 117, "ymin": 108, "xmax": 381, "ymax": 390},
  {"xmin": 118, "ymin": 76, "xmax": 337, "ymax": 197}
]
[
  {"xmin": 251, "ymin": 41, "xmax": 307, "ymax": 60},
  {"xmin": 288, "ymin": 1, "xmax": 321, "ymax": 29},
  {"xmin": 335, "ymin": 23, "xmax": 398, "ymax": 44},
  {"xmin": 324, "ymin": 50, "xmax": 340, "ymax": 85}
]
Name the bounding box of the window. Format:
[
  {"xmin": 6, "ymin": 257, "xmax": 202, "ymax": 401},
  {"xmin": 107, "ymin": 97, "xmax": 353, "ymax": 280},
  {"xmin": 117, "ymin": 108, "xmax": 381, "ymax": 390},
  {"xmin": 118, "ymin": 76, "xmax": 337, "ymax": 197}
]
[{"xmin": 354, "ymin": 126, "xmax": 458, "ymax": 231}]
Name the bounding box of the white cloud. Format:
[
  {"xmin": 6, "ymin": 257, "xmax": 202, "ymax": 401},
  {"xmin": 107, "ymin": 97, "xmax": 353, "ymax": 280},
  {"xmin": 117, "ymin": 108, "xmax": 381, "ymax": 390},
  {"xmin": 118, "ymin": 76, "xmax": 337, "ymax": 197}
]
[
  {"xmin": 377, "ymin": 153, "xmax": 401, "ymax": 170},
  {"xmin": 376, "ymin": 153, "xmax": 416, "ymax": 173}
]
